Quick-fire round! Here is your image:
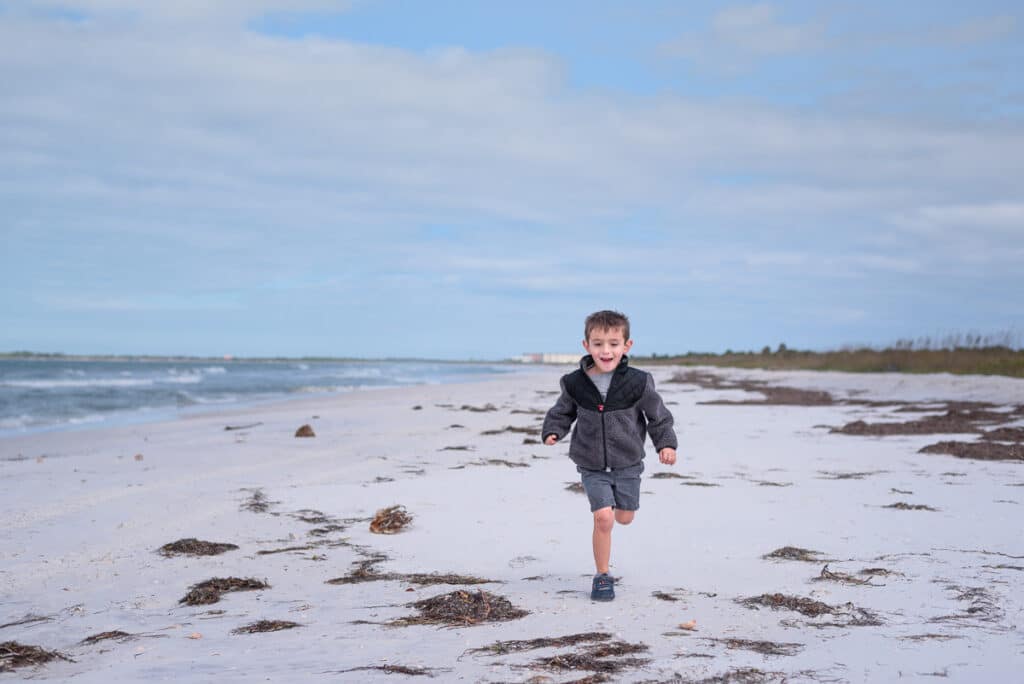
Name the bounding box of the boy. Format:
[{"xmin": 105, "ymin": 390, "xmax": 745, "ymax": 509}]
[{"xmin": 542, "ymin": 310, "xmax": 677, "ymax": 601}]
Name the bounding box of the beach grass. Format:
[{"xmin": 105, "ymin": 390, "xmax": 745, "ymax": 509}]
[{"xmin": 641, "ymin": 339, "xmax": 1024, "ymax": 378}]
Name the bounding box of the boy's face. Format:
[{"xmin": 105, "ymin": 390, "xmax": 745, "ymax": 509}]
[{"xmin": 583, "ymin": 325, "xmax": 633, "ymax": 373}]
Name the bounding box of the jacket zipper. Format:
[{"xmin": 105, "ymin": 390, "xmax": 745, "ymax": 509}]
[{"xmin": 598, "ymin": 403, "xmax": 607, "ymax": 470}]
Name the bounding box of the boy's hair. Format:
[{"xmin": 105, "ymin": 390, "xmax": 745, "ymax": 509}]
[{"xmin": 585, "ymin": 310, "xmax": 630, "ymax": 341}]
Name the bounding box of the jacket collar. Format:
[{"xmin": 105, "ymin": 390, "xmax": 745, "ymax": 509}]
[{"xmin": 580, "ymin": 354, "xmax": 630, "ymax": 374}]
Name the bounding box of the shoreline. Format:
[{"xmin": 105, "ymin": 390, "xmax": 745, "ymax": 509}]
[
  {"xmin": 2, "ymin": 366, "xmax": 1022, "ymax": 681},
  {"xmin": 0, "ymin": 361, "xmax": 550, "ymax": 439}
]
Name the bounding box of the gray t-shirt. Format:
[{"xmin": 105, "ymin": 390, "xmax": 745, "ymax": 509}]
[{"xmin": 589, "ymin": 370, "xmax": 613, "ymax": 400}]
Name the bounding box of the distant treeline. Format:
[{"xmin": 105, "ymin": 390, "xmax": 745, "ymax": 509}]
[{"xmin": 639, "ymin": 335, "xmax": 1024, "ymax": 378}]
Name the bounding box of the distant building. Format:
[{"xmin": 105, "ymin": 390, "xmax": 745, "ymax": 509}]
[{"xmin": 516, "ymin": 353, "xmax": 579, "ymax": 364}]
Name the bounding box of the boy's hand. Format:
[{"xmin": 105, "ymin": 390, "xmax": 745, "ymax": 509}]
[
  {"xmin": 544, "ymin": 434, "xmax": 559, "ymax": 446},
  {"xmin": 658, "ymin": 447, "xmax": 677, "ymax": 465}
]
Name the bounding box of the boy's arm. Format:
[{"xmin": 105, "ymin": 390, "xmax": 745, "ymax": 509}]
[
  {"xmin": 641, "ymin": 373, "xmax": 677, "ymax": 452},
  {"xmin": 541, "ymin": 378, "xmax": 577, "ymax": 443}
]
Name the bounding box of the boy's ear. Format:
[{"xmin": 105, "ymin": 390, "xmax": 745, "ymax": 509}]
[
  {"xmin": 624, "ymin": 339, "xmax": 634, "ymax": 353},
  {"xmin": 582, "ymin": 338, "xmax": 590, "ymax": 352}
]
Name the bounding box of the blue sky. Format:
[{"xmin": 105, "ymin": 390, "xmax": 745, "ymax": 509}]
[{"xmin": 1, "ymin": 1, "xmax": 1022, "ymax": 359}]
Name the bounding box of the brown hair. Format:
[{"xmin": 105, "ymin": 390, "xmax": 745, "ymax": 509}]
[{"xmin": 584, "ymin": 310, "xmax": 630, "ymax": 342}]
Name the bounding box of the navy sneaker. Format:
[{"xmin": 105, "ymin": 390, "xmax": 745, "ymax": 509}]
[{"xmin": 591, "ymin": 573, "xmax": 614, "ymax": 601}]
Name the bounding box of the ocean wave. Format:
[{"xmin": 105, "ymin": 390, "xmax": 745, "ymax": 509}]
[
  {"xmin": 200, "ymin": 366, "xmax": 227, "ymax": 374},
  {"xmin": 160, "ymin": 374, "xmax": 204, "ymax": 385},
  {"xmin": 1, "ymin": 378, "xmax": 156, "ymax": 389},
  {"xmin": 176, "ymin": 391, "xmax": 237, "ymax": 405},
  {"xmin": 328, "ymin": 367, "xmax": 384, "ymax": 379},
  {"xmin": 289, "ymin": 385, "xmax": 353, "ymax": 395},
  {"xmin": 0, "ymin": 414, "xmax": 34, "ymax": 430}
]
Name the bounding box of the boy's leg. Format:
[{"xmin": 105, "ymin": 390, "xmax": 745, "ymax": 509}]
[
  {"xmin": 593, "ymin": 509, "xmax": 635, "ymax": 573},
  {"xmin": 592, "ymin": 506, "xmax": 615, "ymax": 574}
]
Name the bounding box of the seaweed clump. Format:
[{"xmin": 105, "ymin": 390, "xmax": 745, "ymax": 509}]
[
  {"xmin": 531, "ymin": 641, "xmax": 650, "ymax": 675},
  {"xmin": 884, "ymin": 501, "xmax": 939, "ymax": 511},
  {"xmin": 716, "ymin": 638, "xmax": 803, "ymax": 656},
  {"xmin": 392, "ymin": 590, "xmax": 528, "ymax": 626},
  {"xmin": 762, "ymin": 546, "xmax": 823, "ymax": 562},
  {"xmin": 158, "ymin": 538, "xmax": 239, "ymax": 557},
  {"xmin": 326, "ymin": 553, "xmax": 495, "ymax": 587},
  {"xmin": 467, "ymin": 632, "xmax": 611, "ymax": 656},
  {"xmin": 739, "ymin": 593, "xmax": 881, "ymax": 627},
  {"xmin": 336, "ymin": 665, "xmax": 435, "ymax": 676},
  {"xmin": 232, "ymin": 620, "xmax": 301, "ymax": 634},
  {"xmin": 180, "ymin": 577, "xmax": 270, "ymax": 606},
  {"xmin": 919, "ymin": 441, "xmax": 1023, "ymax": 462},
  {"xmin": 0, "ymin": 642, "xmax": 71, "ymax": 672},
  {"xmin": 80, "ymin": 631, "xmax": 132, "ymax": 645},
  {"xmin": 370, "ymin": 505, "xmax": 413, "ymax": 534}
]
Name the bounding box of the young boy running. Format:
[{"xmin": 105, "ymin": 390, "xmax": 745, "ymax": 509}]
[{"xmin": 542, "ymin": 310, "xmax": 677, "ymax": 601}]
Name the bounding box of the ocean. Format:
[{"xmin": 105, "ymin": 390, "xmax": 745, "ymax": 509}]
[{"xmin": 0, "ymin": 357, "xmax": 528, "ymax": 436}]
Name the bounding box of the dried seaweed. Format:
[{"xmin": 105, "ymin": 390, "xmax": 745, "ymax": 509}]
[
  {"xmin": 0, "ymin": 641, "xmax": 71, "ymax": 672},
  {"xmin": 530, "ymin": 641, "xmax": 650, "ymax": 674},
  {"xmin": 0, "ymin": 614, "xmax": 52, "ymax": 630},
  {"xmin": 391, "ymin": 590, "xmax": 528, "ymax": 626},
  {"xmin": 158, "ymin": 538, "xmax": 239, "ymax": 557},
  {"xmin": 919, "ymin": 441, "xmax": 1024, "ymax": 462},
  {"xmin": 714, "ymin": 638, "xmax": 803, "ymax": 656},
  {"xmin": 930, "ymin": 585, "xmax": 1005, "ymax": 626},
  {"xmin": 335, "ymin": 664, "xmax": 435, "ymax": 676},
  {"xmin": 650, "ymin": 472, "xmax": 688, "ymax": 479},
  {"xmin": 981, "ymin": 427, "xmax": 1024, "ymax": 442},
  {"xmin": 224, "ymin": 422, "xmax": 262, "ymax": 431},
  {"xmin": 860, "ymin": 567, "xmax": 897, "ymax": 577},
  {"xmin": 370, "ymin": 505, "xmax": 413, "ymax": 534},
  {"xmin": 240, "ymin": 488, "xmax": 276, "ymax": 513},
  {"xmin": 762, "ymin": 546, "xmax": 823, "ymax": 562},
  {"xmin": 652, "ymin": 591, "xmax": 681, "ymax": 602},
  {"xmin": 812, "ymin": 564, "xmax": 874, "ymax": 585},
  {"xmin": 464, "ymin": 458, "xmax": 530, "ymax": 468},
  {"xmin": 480, "ymin": 425, "xmax": 537, "ymax": 436},
  {"xmin": 670, "ymin": 372, "xmax": 834, "ymax": 406},
  {"xmin": 458, "ymin": 403, "xmax": 498, "ymax": 412},
  {"xmin": 831, "ymin": 408, "xmax": 1009, "ymax": 436},
  {"xmin": 326, "ymin": 560, "xmax": 495, "ymax": 587},
  {"xmin": 739, "ymin": 593, "xmax": 883, "ymax": 626},
  {"xmin": 308, "ymin": 524, "xmax": 348, "ymax": 537},
  {"xmin": 818, "ymin": 470, "xmax": 887, "ymax": 480},
  {"xmin": 294, "ymin": 424, "xmax": 316, "ymax": 437},
  {"xmin": 258, "ymin": 543, "xmax": 321, "ymax": 555},
  {"xmin": 565, "ymin": 482, "xmax": 585, "ymax": 494},
  {"xmin": 466, "ymin": 632, "xmax": 611, "ymax": 655},
  {"xmin": 696, "ymin": 667, "xmax": 789, "ymax": 683},
  {"xmin": 740, "ymin": 593, "xmax": 834, "ymax": 617},
  {"xmin": 179, "ymin": 577, "xmax": 269, "ymax": 606},
  {"xmin": 884, "ymin": 501, "xmax": 939, "ymax": 511},
  {"xmin": 80, "ymin": 630, "xmax": 132, "ymax": 645},
  {"xmin": 680, "ymin": 481, "xmax": 721, "ymax": 487},
  {"xmin": 232, "ymin": 620, "xmax": 301, "ymax": 634}
]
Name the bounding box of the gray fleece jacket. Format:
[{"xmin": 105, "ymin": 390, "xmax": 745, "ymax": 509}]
[{"xmin": 541, "ymin": 355, "xmax": 677, "ymax": 471}]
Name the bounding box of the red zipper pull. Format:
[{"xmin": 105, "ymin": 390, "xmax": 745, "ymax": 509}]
[{"xmin": 598, "ymin": 404, "xmax": 604, "ymax": 412}]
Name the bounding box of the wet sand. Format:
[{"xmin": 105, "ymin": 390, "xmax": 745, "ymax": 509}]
[{"xmin": 1, "ymin": 366, "xmax": 1022, "ymax": 681}]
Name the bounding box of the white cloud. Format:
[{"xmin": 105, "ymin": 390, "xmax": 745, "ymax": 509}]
[
  {"xmin": 659, "ymin": 3, "xmax": 826, "ymax": 71},
  {"xmin": 2, "ymin": 3, "xmax": 1022, "ymax": 299}
]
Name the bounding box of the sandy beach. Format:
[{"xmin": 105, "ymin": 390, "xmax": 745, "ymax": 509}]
[{"xmin": 2, "ymin": 365, "xmax": 1022, "ymax": 682}]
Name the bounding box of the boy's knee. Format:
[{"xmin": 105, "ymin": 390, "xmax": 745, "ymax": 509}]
[
  {"xmin": 615, "ymin": 510, "xmax": 635, "ymax": 525},
  {"xmin": 593, "ymin": 507, "xmax": 614, "ymax": 533}
]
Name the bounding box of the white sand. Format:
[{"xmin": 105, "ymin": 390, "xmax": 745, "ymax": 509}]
[{"xmin": 2, "ymin": 366, "xmax": 1022, "ymax": 682}]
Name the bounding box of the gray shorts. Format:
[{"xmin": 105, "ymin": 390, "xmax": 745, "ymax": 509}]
[{"xmin": 577, "ymin": 462, "xmax": 644, "ymax": 512}]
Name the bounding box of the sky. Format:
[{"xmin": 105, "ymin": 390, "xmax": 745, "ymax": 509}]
[{"xmin": 2, "ymin": 1, "xmax": 1023, "ymax": 360}]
